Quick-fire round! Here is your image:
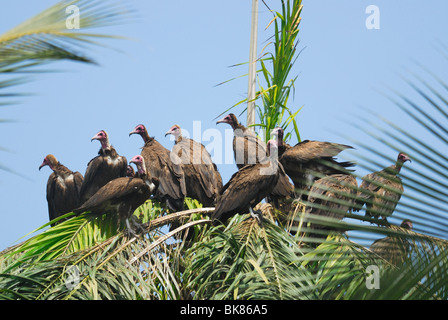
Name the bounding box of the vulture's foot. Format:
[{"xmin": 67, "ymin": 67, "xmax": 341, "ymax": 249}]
[
  {"xmin": 249, "ymin": 207, "xmax": 264, "ymax": 227},
  {"xmin": 125, "ymin": 216, "xmax": 146, "ymax": 237}
]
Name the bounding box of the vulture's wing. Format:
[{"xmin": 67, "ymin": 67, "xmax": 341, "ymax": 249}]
[
  {"xmin": 180, "ymin": 139, "xmax": 218, "ymax": 199},
  {"xmin": 212, "ymin": 164, "xmax": 276, "ymax": 222},
  {"xmin": 73, "ymin": 171, "xmax": 84, "ymax": 197},
  {"xmin": 370, "ymin": 175, "xmax": 404, "ymax": 218},
  {"xmin": 285, "ymin": 140, "xmax": 353, "ymax": 162},
  {"xmin": 142, "ymin": 140, "xmax": 186, "ymax": 200},
  {"xmin": 75, "ymin": 177, "xmax": 145, "ymax": 213},
  {"xmin": 46, "ymin": 172, "xmax": 57, "ymax": 222},
  {"xmin": 307, "ymin": 174, "xmax": 358, "ymax": 223}
]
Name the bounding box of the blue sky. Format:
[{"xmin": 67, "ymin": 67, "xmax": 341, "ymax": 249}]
[{"xmin": 1, "ymin": 0, "xmax": 447, "ymax": 250}]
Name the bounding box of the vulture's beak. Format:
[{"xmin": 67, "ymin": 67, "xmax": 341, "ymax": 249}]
[
  {"xmin": 39, "ymin": 161, "xmax": 46, "ymax": 171},
  {"xmin": 91, "ymin": 135, "xmax": 100, "ymax": 142},
  {"xmin": 216, "ymin": 117, "xmax": 227, "ymax": 125},
  {"xmin": 164, "ymin": 130, "xmax": 172, "ymax": 137}
]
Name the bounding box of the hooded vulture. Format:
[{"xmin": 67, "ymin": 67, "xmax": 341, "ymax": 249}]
[
  {"xmin": 129, "ymin": 124, "xmax": 186, "ymax": 211},
  {"xmin": 216, "ymin": 113, "xmax": 267, "ymax": 169},
  {"xmin": 211, "ymin": 139, "xmax": 280, "ymax": 225},
  {"xmin": 74, "ymin": 155, "xmax": 158, "ymax": 234},
  {"xmin": 79, "ymin": 130, "xmax": 127, "ymax": 204},
  {"xmin": 304, "ymin": 173, "xmax": 358, "ymax": 235},
  {"xmin": 165, "ymin": 124, "xmax": 223, "ymax": 207},
  {"xmin": 355, "ymin": 152, "xmax": 411, "ymax": 222},
  {"xmin": 370, "ymin": 219, "xmax": 413, "ymax": 266},
  {"xmin": 39, "ymin": 154, "xmax": 83, "ymax": 226},
  {"xmin": 271, "ymin": 127, "xmax": 355, "ymax": 200}
]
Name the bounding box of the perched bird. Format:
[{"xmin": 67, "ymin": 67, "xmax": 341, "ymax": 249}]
[
  {"xmin": 129, "ymin": 124, "xmax": 186, "ymax": 211},
  {"xmin": 271, "ymin": 127, "xmax": 355, "ymax": 200},
  {"xmin": 355, "ymin": 152, "xmax": 411, "ymax": 222},
  {"xmin": 74, "ymin": 155, "xmax": 158, "ymax": 235},
  {"xmin": 370, "ymin": 220, "xmax": 413, "ymax": 266},
  {"xmin": 216, "ymin": 113, "xmax": 267, "ymax": 169},
  {"xmin": 39, "ymin": 154, "xmax": 83, "ymax": 226},
  {"xmin": 211, "ymin": 139, "xmax": 280, "ymax": 225},
  {"xmin": 79, "ymin": 130, "xmax": 127, "ymax": 204},
  {"xmin": 305, "ymin": 173, "xmax": 358, "ymax": 235},
  {"xmin": 165, "ymin": 124, "xmax": 223, "ymax": 207}
]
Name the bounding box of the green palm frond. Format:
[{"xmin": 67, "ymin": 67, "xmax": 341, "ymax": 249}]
[
  {"xmin": 184, "ymin": 214, "xmax": 317, "ymax": 300},
  {"xmin": 0, "ymin": 0, "xmax": 132, "ymax": 67}
]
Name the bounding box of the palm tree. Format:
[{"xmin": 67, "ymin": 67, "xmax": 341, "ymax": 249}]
[{"xmin": 0, "ymin": 0, "xmax": 447, "ymax": 301}]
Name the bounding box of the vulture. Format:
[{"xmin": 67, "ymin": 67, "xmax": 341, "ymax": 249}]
[
  {"xmin": 216, "ymin": 113, "xmax": 267, "ymax": 169},
  {"xmin": 74, "ymin": 155, "xmax": 158, "ymax": 234},
  {"xmin": 79, "ymin": 130, "xmax": 127, "ymax": 204},
  {"xmin": 216, "ymin": 115, "xmax": 294, "ymax": 211},
  {"xmin": 370, "ymin": 219, "xmax": 413, "ymax": 266},
  {"xmin": 355, "ymin": 152, "xmax": 411, "ymax": 222},
  {"xmin": 129, "ymin": 124, "xmax": 186, "ymax": 211},
  {"xmin": 211, "ymin": 139, "xmax": 280, "ymax": 225},
  {"xmin": 165, "ymin": 124, "xmax": 223, "ymax": 207},
  {"xmin": 271, "ymin": 127, "xmax": 355, "ymax": 200},
  {"xmin": 39, "ymin": 154, "xmax": 83, "ymax": 226},
  {"xmin": 304, "ymin": 173, "xmax": 358, "ymax": 235}
]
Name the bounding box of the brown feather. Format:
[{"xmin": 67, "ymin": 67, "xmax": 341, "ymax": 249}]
[
  {"xmin": 212, "ymin": 155, "xmax": 280, "ymax": 224},
  {"xmin": 171, "ymin": 135, "xmax": 223, "ymax": 207},
  {"xmin": 74, "ymin": 175, "xmax": 155, "ymax": 223},
  {"xmin": 279, "ymin": 140, "xmax": 355, "ymax": 198},
  {"xmin": 305, "ymin": 174, "xmax": 358, "ymax": 232}
]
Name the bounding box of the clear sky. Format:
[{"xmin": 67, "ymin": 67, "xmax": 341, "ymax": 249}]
[{"xmin": 1, "ymin": 0, "xmax": 447, "ymax": 250}]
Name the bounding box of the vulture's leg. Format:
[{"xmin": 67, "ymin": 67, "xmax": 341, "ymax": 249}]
[
  {"xmin": 130, "ymin": 214, "xmax": 146, "ymax": 234},
  {"xmin": 125, "ymin": 218, "xmax": 137, "ymax": 237},
  {"xmin": 249, "ymin": 207, "xmax": 263, "ymax": 227}
]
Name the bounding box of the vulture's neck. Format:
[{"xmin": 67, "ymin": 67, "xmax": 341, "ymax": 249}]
[
  {"xmin": 278, "ymin": 144, "xmax": 289, "ymax": 157},
  {"xmin": 53, "ymin": 162, "xmax": 72, "ymax": 178},
  {"xmin": 231, "ymin": 121, "xmax": 245, "ymax": 132},
  {"xmin": 99, "ymin": 146, "xmax": 118, "ymax": 158},
  {"xmin": 141, "ymin": 130, "xmax": 152, "ymax": 143},
  {"xmin": 174, "ymin": 135, "xmax": 183, "ymax": 144},
  {"xmin": 386, "ymin": 162, "xmax": 403, "ymax": 175},
  {"xmin": 99, "ymin": 139, "xmax": 111, "ymax": 150}
]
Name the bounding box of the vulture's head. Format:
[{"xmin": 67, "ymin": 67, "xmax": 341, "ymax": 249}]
[
  {"xmin": 126, "ymin": 165, "xmax": 135, "ymax": 177},
  {"xmin": 397, "ymin": 153, "xmax": 411, "ymax": 164},
  {"xmin": 216, "ymin": 113, "xmax": 238, "ymax": 129},
  {"xmin": 271, "ymin": 127, "xmax": 284, "ymax": 144},
  {"xmin": 129, "ymin": 124, "xmax": 148, "ymax": 140},
  {"xmin": 91, "ymin": 130, "xmax": 110, "ymax": 149},
  {"xmin": 39, "ymin": 154, "xmax": 58, "ymax": 171},
  {"xmin": 401, "ymin": 219, "xmax": 413, "ymax": 230},
  {"xmin": 165, "ymin": 124, "xmax": 181, "ymax": 139},
  {"xmin": 130, "ymin": 155, "xmax": 146, "ymax": 175}
]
